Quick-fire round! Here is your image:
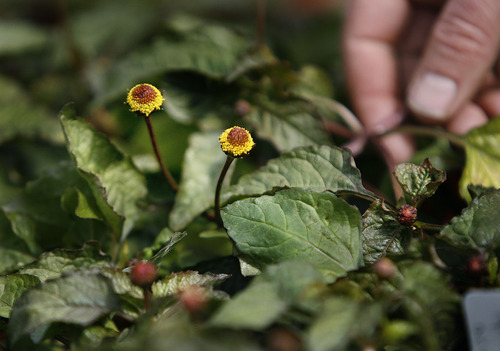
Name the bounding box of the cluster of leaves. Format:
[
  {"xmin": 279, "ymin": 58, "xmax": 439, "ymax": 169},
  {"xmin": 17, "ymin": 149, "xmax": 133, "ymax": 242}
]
[{"xmin": 1, "ymin": 1, "xmax": 500, "ymax": 350}]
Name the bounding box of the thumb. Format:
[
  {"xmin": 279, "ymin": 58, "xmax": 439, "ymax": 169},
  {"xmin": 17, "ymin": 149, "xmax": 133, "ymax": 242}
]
[{"xmin": 407, "ymin": 0, "xmax": 500, "ymax": 122}]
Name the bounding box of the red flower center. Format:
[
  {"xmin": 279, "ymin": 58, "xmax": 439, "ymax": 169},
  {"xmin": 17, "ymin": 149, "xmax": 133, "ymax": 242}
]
[
  {"xmin": 227, "ymin": 127, "xmax": 249, "ymax": 146},
  {"xmin": 131, "ymin": 85, "xmax": 157, "ymax": 104}
]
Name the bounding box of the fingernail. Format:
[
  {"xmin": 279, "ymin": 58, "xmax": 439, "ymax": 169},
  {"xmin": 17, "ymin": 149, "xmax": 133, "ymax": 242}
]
[{"xmin": 408, "ymin": 72, "xmax": 457, "ymax": 120}]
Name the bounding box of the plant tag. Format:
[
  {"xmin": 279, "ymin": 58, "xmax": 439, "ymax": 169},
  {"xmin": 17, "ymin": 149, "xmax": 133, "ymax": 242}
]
[{"xmin": 463, "ymin": 290, "xmax": 500, "ymax": 351}]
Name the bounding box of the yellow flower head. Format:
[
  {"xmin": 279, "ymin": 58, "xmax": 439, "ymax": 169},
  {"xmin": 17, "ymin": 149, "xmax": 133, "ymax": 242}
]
[
  {"xmin": 126, "ymin": 84, "xmax": 164, "ymax": 117},
  {"xmin": 219, "ymin": 126, "xmax": 255, "ymax": 157}
]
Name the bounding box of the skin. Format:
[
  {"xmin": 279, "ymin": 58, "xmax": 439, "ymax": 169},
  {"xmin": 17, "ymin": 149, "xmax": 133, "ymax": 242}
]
[{"xmin": 343, "ymin": 0, "xmax": 500, "ymax": 163}]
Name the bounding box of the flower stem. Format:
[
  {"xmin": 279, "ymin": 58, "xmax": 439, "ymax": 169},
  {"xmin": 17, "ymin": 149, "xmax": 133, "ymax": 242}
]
[
  {"xmin": 143, "ymin": 288, "xmax": 152, "ymax": 311},
  {"xmin": 380, "ymin": 226, "xmax": 402, "ymax": 258},
  {"xmin": 143, "ymin": 116, "xmax": 178, "ymax": 192},
  {"xmin": 388, "ymin": 125, "xmax": 466, "ymax": 148},
  {"xmin": 415, "ymin": 221, "xmax": 443, "ymax": 232},
  {"xmin": 215, "ymin": 156, "xmax": 234, "ymax": 224}
]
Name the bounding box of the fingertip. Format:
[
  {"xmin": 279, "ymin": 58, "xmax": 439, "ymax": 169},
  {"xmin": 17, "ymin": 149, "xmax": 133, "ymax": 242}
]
[
  {"xmin": 445, "ymin": 103, "xmax": 489, "ymax": 135},
  {"xmin": 407, "ymin": 72, "xmax": 457, "ymax": 122},
  {"xmin": 476, "ymin": 89, "xmax": 500, "ymax": 118},
  {"xmin": 407, "ymin": 0, "xmax": 500, "ymax": 124}
]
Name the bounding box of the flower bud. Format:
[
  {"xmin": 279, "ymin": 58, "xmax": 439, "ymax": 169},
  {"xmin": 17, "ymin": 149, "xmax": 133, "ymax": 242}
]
[
  {"xmin": 234, "ymin": 99, "xmax": 251, "ymax": 116},
  {"xmin": 466, "ymin": 255, "xmax": 487, "ymax": 277},
  {"xmin": 373, "ymin": 257, "xmax": 396, "ymax": 280},
  {"xmin": 179, "ymin": 285, "xmax": 208, "ymax": 314},
  {"xmin": 130, "ymin": 261, "xmax": 157, "ymax": 287},
  {"xmin": 396, "ymin": 204, "xmax": 417, "ymax": 226},
  {"xmin": 267, "ymin": 327, "xmax": 302, "ymax": 351}
]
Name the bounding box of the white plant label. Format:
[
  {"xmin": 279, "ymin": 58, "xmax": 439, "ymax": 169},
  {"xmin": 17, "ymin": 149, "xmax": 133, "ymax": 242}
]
[{"xmin": 463, "ymin": 290, "xmax": 500, "ymax": 351}]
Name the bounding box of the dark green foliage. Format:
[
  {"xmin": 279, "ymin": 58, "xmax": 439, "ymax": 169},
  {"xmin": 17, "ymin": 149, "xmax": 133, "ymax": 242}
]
[{"xmin": 1, "ymin": 1, "xmax": 499, "ymax": 350}]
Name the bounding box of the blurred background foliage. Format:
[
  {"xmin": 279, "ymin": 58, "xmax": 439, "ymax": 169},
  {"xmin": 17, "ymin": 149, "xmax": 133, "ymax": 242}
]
[
  {"xmin": 0, "ymin": 0, "xmax": 345, "ymax": 186},
  {"xmin": 0, "ymin": 0, "xmax": 347, "ymax": 266},
  {"xmin": 1, "ymin": 3, "xmax": 491, "ymax": 350}
]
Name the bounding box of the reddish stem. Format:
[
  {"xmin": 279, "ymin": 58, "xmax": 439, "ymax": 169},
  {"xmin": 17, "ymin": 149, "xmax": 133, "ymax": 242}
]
[
  {"xmin": 143, "ymin": 116, "xmax": 178, "ymax": 192},
  {"xmin": 215, "ymin": 156, "xmax": 234, "ymax": 225}
]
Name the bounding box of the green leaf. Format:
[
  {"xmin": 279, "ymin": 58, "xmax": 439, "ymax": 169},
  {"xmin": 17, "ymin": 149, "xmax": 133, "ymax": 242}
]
[
  {"xmin": 152, "ymin": 271, "xmax": 230, "ymax": 298},
  {"xmin": 440, "ymin": 190, "xmax": 500, "ymax": 251},
  {"xmin": 0, "ymin": 274, "xmax": 41, "ymax": 318},
  {"xmin": 411, "ymin": 138, "xmax": 462, "ymax": 171},
  {"xmin": 210, "ymin": 259, "xmax": 326, "ymax": 330},
  {"xmin": 1, "ymin": 163, "xmax": 74, "ymax": 253},
  {"xmin": 306, "ymin": 297, "xmax": 360, "ymax": 351},
  {"xmin": 221, "ymin": 188, "xmax": 363, "ymax": 283},
  {"xmin": 209, "ymin": 280, "xmax": 286, "ymax": 330},
  {"xmin": 222, "ymin": 145, "xmax": 375, "ymax": 203},
  {"xmin": 8, "ymin": 272, "xmax": 119, "ymax": 345},
  {"xmin": 466, "ymin": 184, "xmax": 495, "ymax": 200},
  {"xmin": 98, "ymin": 268, "xmax": 145, "ymax": 319},
  {"xmin": 225, "ymin": 45, "xmax": 279, "ymax": 82},
  {"xmin": 0, "ymin": 207, "xmax": 35, "ymax": 274},
  {"xmin": 105, "ymin": 309, "xmax": 261, "ymax": 351},
  {"xmin": 60, "ymin": 105, "xmax": 147, "ymax": 238},
  {"xmin": 304, "ymin": 96, "xmax": 363, "ymax": 134},
  {"xmin": 19, "ymin": 242, "xmax": 112, "ymax": 283},
  {"xmin": 0, "ymin": 246, "xmax": 34, "ymax": 276},
  {"xmin": 399, "ymin": 261, "xmax": 460, "ymax": 350},
  {"xmin": 394, "ymin": 159, "xmax": 446, "ymax": 205},
  {"xmin": 460, "ymin": 118, "xmax": 500, "ymax": 202},
  {"xmin": 488, "ymin": 256, "xmax": 498, "ymax": 285},
  {"xmin": 245, "ymin": 99, "xmax": 330, "ymax": 152},
  {"xmin": 149, "ymin": 231, "xmax": 187, "ymax": 265},
  {"xmin": 75, "ymin": 324, "xmax": 119, "ymax": 351},
  {"xmin": 141, "ymin": 227, "xmax": 174, "ymax": 260},
  {"xmin": 258, "ymin": 259, "xmax": 326, "ymax": 312},
  {"xmin": 96, "ymin": 18, "xmax": 247, "ymax": 105},
  {"xmin": 3, "ymin": 212, "xmax": 40, "ymax": 255},
  {"xmin": 2, "ymin": 161, "xmax": 111, "ymax": 253},
  {"xmin": 288, "ymin": 65, "xmax": 335, "ymax": 98},
  {"xmin": 73, "ymin": 187, "xmax": 105, "ymax": 220},
  {"xmin": 0, "ymin": 76, "xmax": 62, "ymax": 144},
  {"xmin": 72, "ymin": 2, "xmax": 158, "ymax": 59},
  {"xmin": 99, "ymin": 268, "xmax": 143, "ymax": 299},
  {"xmin": 0, "ymin": 21, "xmax": 48, "ymax": 56},
  {"xmin": 62, "ymin": 182, "xmax": 108, "ymax": 221},
  {"xmin": 169, "ymin": 132, "xmax": 229, "ymax": 231},
  {"xmin": 362, "ymin": 200, "xmax": 413, "ymax": 264},
  {"xmin": 238, "ymin": 258, "xmax": 261, "ymax": 277},
  {"xmin": 163, "ymin": 75, "xmax": 238, "ymax": 125}
]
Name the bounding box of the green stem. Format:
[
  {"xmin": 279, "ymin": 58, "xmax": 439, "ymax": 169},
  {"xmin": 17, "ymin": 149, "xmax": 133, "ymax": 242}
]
[
  {"xmin": 215, "ymin": 156, "xmax": 234, "ymax": 224},
  {"xmin": 114, "ymin": 238, "xmax": 126, "ymax": 266},
  {"xmin": 143, "ymin": 116, "xmax": 178, "ymax": 192},
  {"xmin": 428, "ymin": 239, "xmax": 448, "ymax": 270},
  {"xmin": 380, "ymin": 226, "xmax": 402, "ymax": 258},
  {"xmin": 111, "ymin": 230, "xmax": 119, "ymax": 265},
  {"xmin": 415, "ymin": 221, "xmax": 443, "ymax": 232},
  {"xmin": 143, "ymin": 288, "xmax": 152, "ymax": 312},
  {"xmin": 388, "ymin": 125, "xmax": 466, "ymax": 148}
]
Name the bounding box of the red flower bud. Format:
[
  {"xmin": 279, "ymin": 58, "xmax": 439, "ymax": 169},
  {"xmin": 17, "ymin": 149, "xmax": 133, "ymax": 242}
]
[
  {"xmin": 466, "ymin": 255, "xmax": 487, "ymax": 277},
  {"xmin": 397, "ymin": 204, "xmax": 417, "ymax": 226},
  {"xmin": 373, "ymin": 257, "xmax": 396, "ymax": 280},
  {"xmin": 130, "ymin": 261, "xmax": 157, "ymax": 287},
  {"xmin": 179, "ymin": 285, "xmax": 208, "ymax": 314}
]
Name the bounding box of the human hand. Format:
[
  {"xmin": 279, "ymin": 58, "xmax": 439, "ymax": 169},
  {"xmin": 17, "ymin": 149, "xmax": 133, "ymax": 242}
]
[{"xmin": 343, "ymin": 0, "xmax": 500, "ymax": 163}]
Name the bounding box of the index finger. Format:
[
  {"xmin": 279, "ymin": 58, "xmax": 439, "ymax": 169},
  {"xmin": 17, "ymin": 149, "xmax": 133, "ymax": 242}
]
[{"xmin": 343, "ymin": 0, "xmax": 410, "ymax": 131}]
